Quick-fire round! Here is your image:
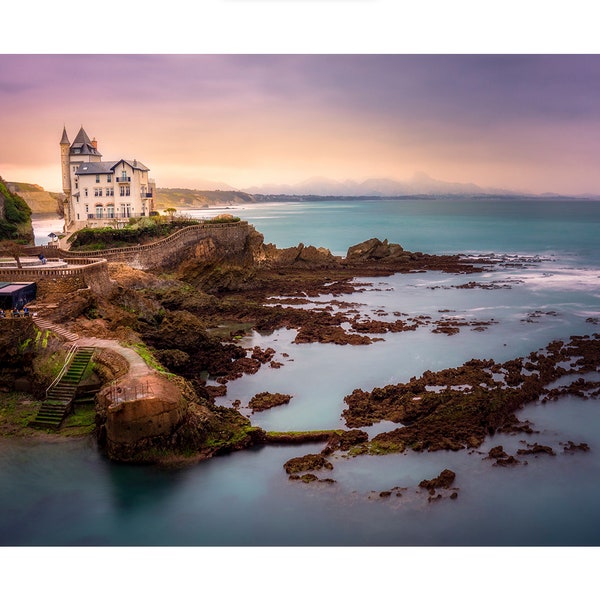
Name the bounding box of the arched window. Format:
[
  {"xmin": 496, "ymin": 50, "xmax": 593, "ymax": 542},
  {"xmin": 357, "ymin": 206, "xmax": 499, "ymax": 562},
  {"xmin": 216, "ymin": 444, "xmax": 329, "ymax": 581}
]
[
  {"xmin": 106, "ymin": 204, "xmax": 115, "ymax": 218},
  {"xmin": 95, "ymin": 204, "xmax": 103, "ymax": 218}
]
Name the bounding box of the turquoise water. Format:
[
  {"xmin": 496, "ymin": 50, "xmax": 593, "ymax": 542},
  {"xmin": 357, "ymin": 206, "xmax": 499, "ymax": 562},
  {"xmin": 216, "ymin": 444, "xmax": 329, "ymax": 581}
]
[{"xmin": 5, "ymin": 197, "xmax": 600, "ymax": 546}]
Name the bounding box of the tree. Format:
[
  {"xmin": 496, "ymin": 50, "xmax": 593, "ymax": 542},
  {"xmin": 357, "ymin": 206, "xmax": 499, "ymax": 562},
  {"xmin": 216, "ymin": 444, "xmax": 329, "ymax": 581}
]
[
  {"xmin": 165, "ymin": 207, "xmax": 177, "ymax": 222},
  {"xmin": 0, "ymin": 240, "xmax": 24, "ymax": 268}
]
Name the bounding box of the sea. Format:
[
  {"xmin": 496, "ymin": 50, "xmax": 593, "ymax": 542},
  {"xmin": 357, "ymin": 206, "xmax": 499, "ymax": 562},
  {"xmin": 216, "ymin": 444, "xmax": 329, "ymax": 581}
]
[{"xmin": 5, "ymin": 198, "xmax": 600, "ymax": 553}]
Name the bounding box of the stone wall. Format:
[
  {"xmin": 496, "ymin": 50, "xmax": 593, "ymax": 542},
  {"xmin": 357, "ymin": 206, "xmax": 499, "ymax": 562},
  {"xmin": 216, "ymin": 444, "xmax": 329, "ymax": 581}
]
[
  {"xmin": 60, "ymin": 221, "xmax": 253, "ymax": 270},
  {"xmin": 0, "ymin": 258, "xmax": 114, "ymax": 299}
]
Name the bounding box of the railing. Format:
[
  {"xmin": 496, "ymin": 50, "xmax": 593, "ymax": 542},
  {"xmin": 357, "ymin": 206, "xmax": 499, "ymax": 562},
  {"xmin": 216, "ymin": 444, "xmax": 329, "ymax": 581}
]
[
  {"xmin": 116, "ymin": 177, "xmax": 131, "ymax": 183},
  {"xmin": 0, "ymin": 257, "xmax": 108, "ymax": 280},
  {"xmin": 58, "ymin": 221, "xmax": 248, "ymax": 259},
  {"xmin": 46, "ymin": 343, "xmax": 78, "ymax": 397}
]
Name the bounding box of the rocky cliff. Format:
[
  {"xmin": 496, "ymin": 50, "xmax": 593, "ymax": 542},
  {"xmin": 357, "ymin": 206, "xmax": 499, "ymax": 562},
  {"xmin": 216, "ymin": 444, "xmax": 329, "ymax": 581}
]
[{"xmin": 6, "ymin": 182, "xmax": 63, "ymax": 216}]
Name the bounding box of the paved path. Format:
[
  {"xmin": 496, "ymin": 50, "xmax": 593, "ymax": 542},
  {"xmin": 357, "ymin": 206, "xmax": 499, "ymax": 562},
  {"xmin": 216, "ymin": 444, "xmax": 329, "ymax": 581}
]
[
  {"xmin": 32, "ymin": 316, "xmax": 152, "ymax": 378},
  {"xmin": 76, "ymin": 336, "xmax": 152, "ymax": 378}
]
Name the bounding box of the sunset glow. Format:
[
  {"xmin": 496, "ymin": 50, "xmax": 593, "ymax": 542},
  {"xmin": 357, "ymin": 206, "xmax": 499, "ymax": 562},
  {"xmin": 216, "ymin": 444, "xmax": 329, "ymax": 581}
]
[{"xmin": 1, "ymin": 54, "xmax": 600, "ymax": 195}]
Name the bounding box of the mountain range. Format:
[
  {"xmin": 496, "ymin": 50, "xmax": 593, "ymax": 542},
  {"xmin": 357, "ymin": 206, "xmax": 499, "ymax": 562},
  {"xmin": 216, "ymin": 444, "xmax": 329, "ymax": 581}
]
[{"xmin": 243, "ymin": 172, "xmax": 520, "ymax": 197}]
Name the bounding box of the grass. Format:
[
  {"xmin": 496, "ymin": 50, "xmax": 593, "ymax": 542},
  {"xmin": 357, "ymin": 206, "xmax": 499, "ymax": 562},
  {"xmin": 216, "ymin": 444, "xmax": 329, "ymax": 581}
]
[
  {"xmin": 0, "ymin": 392, "xmax": 41, "ymax": 436},
  {"xmin": 60, "ymin": 405, "xmax": 96, "ymax": 437},
  {"xmin": 123, "ymin": 341, "xmax": 169, "ymax": 374}
]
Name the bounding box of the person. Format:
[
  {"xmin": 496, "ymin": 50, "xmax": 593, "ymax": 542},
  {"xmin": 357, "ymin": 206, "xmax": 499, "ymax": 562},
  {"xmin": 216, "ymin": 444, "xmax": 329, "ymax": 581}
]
[
  {"xmin": 38, "ymin": 253, "xmax": 47, "ymax": 265},
  {"xmin": 12, "ymin": 308, "xmax": 20, "ymax": 317},
  {"xmin": 23, "ymin": 307, "xmax": 30, "ymax": 316},
  {"xmin": 0, "ymin": 309, "xmax": 5, "ymax": 318}
]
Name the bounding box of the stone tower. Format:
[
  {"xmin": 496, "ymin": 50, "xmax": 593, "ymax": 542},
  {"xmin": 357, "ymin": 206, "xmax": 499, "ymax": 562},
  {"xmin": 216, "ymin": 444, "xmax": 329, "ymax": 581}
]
[{"xmin": 60, "ymin": 126, "xmax": 72, "ymax": 223}]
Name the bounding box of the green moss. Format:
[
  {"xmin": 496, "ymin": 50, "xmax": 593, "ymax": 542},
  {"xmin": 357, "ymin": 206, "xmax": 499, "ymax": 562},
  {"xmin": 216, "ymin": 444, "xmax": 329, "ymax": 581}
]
[
  {"xmin": 60, "ymin": 405, "xmax": 96, "ymax": 436},
  {"xmin": 0, "ymin": 392, "xmax": 42, "ymax": 436},
  {"xmin": 124, "ymin": 341, "xmax": 169, "ymax": 374}
]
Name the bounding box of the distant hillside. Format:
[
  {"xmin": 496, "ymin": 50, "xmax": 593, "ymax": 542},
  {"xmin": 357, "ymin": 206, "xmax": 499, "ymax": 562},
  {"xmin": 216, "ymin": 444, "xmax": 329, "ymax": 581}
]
[
  {"xmin": 0, "ymin": 176, "xmax": 34, "ymax": 243},
  {"xmin": 154, "ymin": 188, "xmax": 257, "ymax": 209},
  {"xmin": 244, "ymin": 173, "xmax": 518, "ymax": 197},
  {"xmin": 7, "ymin": 182, "xmax": 64, "ymax": 216}
]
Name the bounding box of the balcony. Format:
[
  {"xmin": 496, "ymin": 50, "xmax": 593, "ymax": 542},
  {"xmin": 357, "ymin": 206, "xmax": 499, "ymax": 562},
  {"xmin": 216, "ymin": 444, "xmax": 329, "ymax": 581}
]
[
  {"xmin": 143, "ymin": 192, "xmax": 153, "ymax": 198},
  {"xmin": 116, "ymin": 177, "xmax": 131, "ymax": 183}
]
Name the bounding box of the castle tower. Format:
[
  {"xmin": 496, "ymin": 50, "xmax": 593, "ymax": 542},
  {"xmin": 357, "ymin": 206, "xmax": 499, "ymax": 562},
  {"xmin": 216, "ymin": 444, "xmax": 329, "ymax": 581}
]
[
  {"xmin": 60, "ymin": 126, "xmax": 72, "ymax": 224},
  {"xmin": 60, "ymin": 126, "xmax": 71, "ymax": 197}
]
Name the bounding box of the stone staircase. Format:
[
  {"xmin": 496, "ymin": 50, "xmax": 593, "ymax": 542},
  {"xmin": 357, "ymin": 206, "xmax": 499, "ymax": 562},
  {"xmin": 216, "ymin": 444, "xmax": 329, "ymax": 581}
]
[
  {"xmin": 32, "ymin": 316, "xmax": 79, "ymax": 343},
  {"xmin": 30, "ymin": 346, "xmax": 96, "ymax": 429}
]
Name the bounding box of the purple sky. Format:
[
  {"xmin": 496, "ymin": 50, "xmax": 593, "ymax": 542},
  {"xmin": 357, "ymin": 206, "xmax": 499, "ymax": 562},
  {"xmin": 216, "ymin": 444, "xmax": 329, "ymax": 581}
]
[{"xmin": 1, "ymin": 54, "xmax": 599, "ymax": 194}]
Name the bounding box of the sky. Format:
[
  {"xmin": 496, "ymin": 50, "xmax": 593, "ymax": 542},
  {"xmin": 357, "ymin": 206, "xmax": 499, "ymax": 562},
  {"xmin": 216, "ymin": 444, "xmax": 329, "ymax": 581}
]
[{"xmin": 1, "ymin": 54, "xmax": 600, "ymax": 195}]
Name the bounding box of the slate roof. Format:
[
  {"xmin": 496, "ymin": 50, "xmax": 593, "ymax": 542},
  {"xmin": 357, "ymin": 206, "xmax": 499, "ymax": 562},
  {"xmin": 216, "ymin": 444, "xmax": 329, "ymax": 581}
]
[
  {"xmin": 75, "ymin": 162, "xmax": 116, "ymax": 176},
  {"xmin": 75, "ymin": 159, "xmax": 150, "ymax": 176},
  {"xmin": 60, "ymin": 126, "xmax": 70, "ymax": 145},
  {"xmin": 70, "ymin": 127, "xmax": 102, "ymax": 157},
  {"xmin": 114, "ymin": 159, "xmax": 150, "ymax": 172}
]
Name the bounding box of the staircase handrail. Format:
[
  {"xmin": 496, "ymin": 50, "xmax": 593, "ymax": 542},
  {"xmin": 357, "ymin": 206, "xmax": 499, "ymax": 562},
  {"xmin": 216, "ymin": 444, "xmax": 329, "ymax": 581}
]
[{"xmin": 46, "ymin": 343, "xmax": 78, "ymax": 398}]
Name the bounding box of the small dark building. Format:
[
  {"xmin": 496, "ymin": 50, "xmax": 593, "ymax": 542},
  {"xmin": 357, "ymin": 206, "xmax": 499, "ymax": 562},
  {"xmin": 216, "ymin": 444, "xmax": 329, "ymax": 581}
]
[{"xmin": 0, "ymin": 282, "xmax": 37, "ymax": 310}]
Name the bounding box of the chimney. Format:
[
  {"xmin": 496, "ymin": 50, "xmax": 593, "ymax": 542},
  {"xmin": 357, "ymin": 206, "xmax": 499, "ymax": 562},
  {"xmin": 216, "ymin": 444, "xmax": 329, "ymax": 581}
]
[{"xmin": 91, "ymin": 137, "xmax": 98, "ymax": 149}]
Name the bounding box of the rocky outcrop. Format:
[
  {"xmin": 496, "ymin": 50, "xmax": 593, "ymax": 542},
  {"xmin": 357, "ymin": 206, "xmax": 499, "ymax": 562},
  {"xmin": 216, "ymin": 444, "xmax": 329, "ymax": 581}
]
[
  {"xmin": 346, "ymin": 238, "xmax": 407, "ymax": 261},
  {"xmin": 248, "ymin": 391, "xmax": 293, "ymax": 412},
  {"xmin": 96, "ymin": 372, "xmax": 187, "ymax": 461}
]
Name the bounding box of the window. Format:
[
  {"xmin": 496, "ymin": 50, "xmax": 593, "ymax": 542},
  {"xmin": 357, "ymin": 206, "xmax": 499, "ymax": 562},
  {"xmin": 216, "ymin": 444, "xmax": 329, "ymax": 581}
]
[
  {"xmin": 106, "ymin": 188, "xmax": 113, "ymax": 197},
  {"xmin": 95, "ymin": 205, "xmax": 103, "ymax": 218},
  {"xmin": 106, "ymin": 204, "xmax": 115, "ymax": 218},
  {"xmin": 75, "ymin": 182, "xmax": 78, "ymax": 190},
  {"xmin": 85, "ymin": 204, "xmax": 89, "ymax": 213},
  {"xmin": 122, "ymin": 170, "xmax": 127, "ymax": 179},
  {"xmin": 95, "ymin": 175, "xmax": 100, "ymax": 183},
  {"xmin": 107, "ymin": 174, "xmax": 112, "ymax": 183},
  {"xmin": 84, "ymin": 188, "xmax": 88, "ymax": 197}
]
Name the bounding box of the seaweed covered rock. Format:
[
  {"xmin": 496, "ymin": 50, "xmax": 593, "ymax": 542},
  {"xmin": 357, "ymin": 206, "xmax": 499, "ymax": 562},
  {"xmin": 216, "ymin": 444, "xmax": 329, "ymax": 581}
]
[
  {"xmin": 284, "ymin": 453, "xmax": 334, "ymax": 474},
  {"xmin": 248, "ymin": 391, "xmax": 292, "ymax": 412}
]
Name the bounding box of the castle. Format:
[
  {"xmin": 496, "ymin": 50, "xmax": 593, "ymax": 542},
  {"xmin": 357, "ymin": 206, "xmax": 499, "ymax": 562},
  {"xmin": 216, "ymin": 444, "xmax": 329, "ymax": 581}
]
[{"xmin": 60, "ymin": 126, "xmax": 155, "ymax": 232}]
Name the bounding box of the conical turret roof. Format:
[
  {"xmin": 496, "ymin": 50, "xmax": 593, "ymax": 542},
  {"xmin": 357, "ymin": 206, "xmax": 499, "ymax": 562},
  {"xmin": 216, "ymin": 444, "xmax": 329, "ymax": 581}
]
[
  {"xmin": 70, "ymin": 126, "xmax": 102, "ymax": 157},
  {"xmin": 60, "ymin": 126, "xmax": 70, "ymax": 145}
]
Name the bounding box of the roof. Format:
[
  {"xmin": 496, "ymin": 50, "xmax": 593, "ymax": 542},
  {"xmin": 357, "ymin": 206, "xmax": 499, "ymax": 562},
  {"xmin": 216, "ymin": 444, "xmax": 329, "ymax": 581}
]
[
  {"xmin": 76, "ymin": 159, "xmax": 150, "ymax": 176},
  {"xmin": 114, "ymin": 159, "xmax": 150, "ymax": 172},
  {"xmin": 60, "ymin": 126, "xmax": 70, "ymax": 145},
  {"xmin": 70, "ymin": 127, "xmax": 102, "ymax": 158},
  {"xmin": 75, "ymin": 161, "xmax": 116, "ymax": 176}
]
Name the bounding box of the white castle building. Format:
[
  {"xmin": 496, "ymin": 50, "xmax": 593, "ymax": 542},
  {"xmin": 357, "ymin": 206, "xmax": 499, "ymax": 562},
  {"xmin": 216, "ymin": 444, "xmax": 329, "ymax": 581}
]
[{"xmin": 60, "ymin": 126, "xmax": 155, "ymax": 231}]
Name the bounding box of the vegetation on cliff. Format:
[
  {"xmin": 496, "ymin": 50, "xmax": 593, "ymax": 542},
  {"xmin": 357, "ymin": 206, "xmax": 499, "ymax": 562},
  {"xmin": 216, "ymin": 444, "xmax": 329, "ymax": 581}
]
[
  {"xmin": 68, "ymin": 216, "xmax": 201, "ymax": 250},
  {"xmin": 0, "ymin": 175, "xmax": 33, "ymax": 242},
  {"xmin": 5, "ymin": 181, "xmax": 63, "ymax": 216}
]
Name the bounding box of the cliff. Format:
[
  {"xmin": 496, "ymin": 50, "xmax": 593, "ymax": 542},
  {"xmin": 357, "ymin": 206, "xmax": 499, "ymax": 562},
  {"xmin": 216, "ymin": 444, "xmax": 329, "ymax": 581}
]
[
  {"xmin": 6, "ymin": 182, "xmax": 64, "ymax": 216},
  {"xmin": 0, "ymin": 176, "xmax": 34, "ymax": 243},
  {"xmin": 154, "ymin": 188, "xmax": 256, "ymax": 210}
]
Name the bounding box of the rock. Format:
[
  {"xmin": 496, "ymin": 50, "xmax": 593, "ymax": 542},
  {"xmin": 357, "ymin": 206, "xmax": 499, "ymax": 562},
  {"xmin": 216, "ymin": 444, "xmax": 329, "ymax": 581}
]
[
  {"xmin": 284, "ymin": 453, "xmax": 334, "ymax": 474},
  {"xmin": 516, "ymin": 443, "xmax": 556, "ymax": 456},
  {"xmin": 248, "ymin": 391, "xmax": 293, "ymax": 413},
  {"xmin": 346, "ymin": 238, "xmax": 405, "ymax": 261},
  {"xmin": 488, "ymin": 445, "xmax": 508, "ymax": 459},
  {"xmin": 419, "ymin": 468, "xmax": 456, "ymax": 491},
  {"xmin": 562, "ymin": 440, "xmax": 590, "ymax": 453}
]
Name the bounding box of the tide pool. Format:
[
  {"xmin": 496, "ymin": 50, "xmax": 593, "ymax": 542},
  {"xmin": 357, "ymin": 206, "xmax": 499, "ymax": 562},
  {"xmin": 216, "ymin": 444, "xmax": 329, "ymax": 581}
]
[{"xmin": 8, "ymin": 197, "xmax": 600, "ymax": 546}]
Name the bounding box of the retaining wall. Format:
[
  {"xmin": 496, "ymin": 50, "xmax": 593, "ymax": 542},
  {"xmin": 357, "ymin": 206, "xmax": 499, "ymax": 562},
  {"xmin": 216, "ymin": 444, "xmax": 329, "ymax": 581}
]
[{"xmin": 59, "ymin": 221, "xmax": 252, "ymax": 270}]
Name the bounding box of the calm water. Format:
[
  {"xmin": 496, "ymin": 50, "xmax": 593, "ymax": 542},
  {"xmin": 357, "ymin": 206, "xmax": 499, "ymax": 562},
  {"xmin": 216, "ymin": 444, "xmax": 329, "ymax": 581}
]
[{"xmin": 6, "ymin": 197, "xmax": 600, "ymax": 546}]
